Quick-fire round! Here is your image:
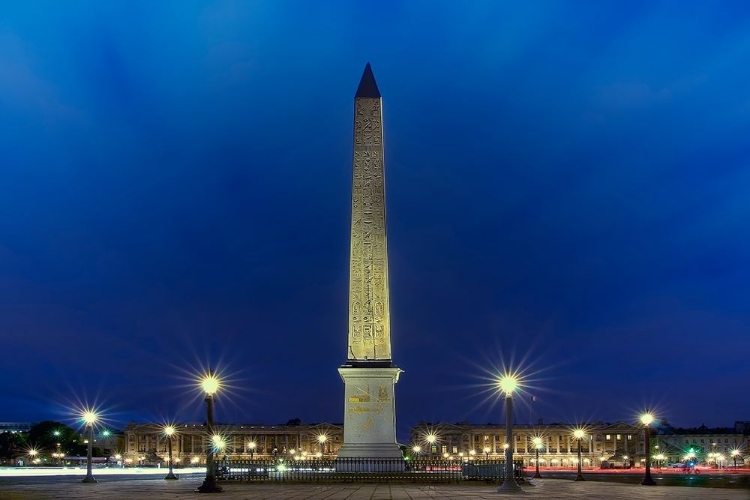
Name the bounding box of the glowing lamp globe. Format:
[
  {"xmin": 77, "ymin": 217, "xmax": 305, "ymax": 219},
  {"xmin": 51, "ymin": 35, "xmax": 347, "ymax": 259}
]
[
  {"xmin": 201, "ymin": 373, "xmax": 220, "ymax": 395},
  {"xmin": 164, "ymin": 425, "xmax": 176, "ymax": 437},
  {"xmin": 640, "ymin": 413, "xmax": 654, "ymax": 426},
  {"xmin": 498, "ymin": 375, "xmax": 518, "ymax": 395},
  {"xmin": 574, "ymin": 429, "xmax": 585, "ymax": 439},
  {"xmin": 533, "ymin": 437, "xmax": 543, "ymax": 449},
  {"xmin": 82, "ymin": 410, "xmax": 98, "ymax": 426}
]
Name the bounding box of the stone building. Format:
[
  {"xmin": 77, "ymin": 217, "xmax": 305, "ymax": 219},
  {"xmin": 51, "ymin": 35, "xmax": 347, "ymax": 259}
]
[
  {"xmin": 409, "ymin": 421, "xmax": 647, "ymax": 467},
  {"xmin": 123, "ymin": 422, "xmax": 343, "ymax": 465}
]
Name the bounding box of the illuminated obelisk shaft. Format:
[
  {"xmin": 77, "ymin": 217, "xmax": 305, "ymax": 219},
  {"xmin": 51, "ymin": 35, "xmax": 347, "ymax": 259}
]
[
  {"xmin": 338, "ymin": 63, "xmax": 403, "ymax": 461},
  {"xmin": 347, "ymin": 62, "xmax": 391, "ymax": 363}
]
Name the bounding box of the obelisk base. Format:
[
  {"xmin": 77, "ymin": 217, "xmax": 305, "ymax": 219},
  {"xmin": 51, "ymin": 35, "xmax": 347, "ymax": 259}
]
[{"xmin": 336, "ymin": 366, "xmax": 403, "ymax": 470}]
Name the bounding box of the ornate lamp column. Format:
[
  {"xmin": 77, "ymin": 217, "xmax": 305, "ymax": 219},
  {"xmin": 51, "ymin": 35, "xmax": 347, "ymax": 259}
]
[
  {"xmin": 196, "ymin": 370, "xmax": 223, "ymax": 493},
  {"xmin": 574, "ymin": 429, "xmax": 585, "ymax": 481},
  {"xmin": 164, "ymin": 425, "xmax": 178, "ymax": 480},
  {"xmin": 640, "ymin": 412, "xmax": 656, "ymax": 486},
  {"xmin": 318, "ymin": 434, "xmax": 327, "ymax": 456},
  {"xmin": 426, "ymin": 434, "xmax": 437, "ymax": 457},
  {"xmin": 532, "ymin": 437, "xmax": 543, "ymax": 479},
  {"xmin": 81, "ymin": 409, "xmax": 98, "ymax": 483},
  {"xmin": 497, "ymin": 374, "xmax": 523, "ymax": 493}
]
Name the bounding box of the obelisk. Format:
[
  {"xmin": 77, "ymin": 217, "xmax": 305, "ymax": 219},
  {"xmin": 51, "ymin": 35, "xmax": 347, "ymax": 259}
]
[{"xmin": 337, "ymin": 63, "xmax": 403, "ymax": 460}]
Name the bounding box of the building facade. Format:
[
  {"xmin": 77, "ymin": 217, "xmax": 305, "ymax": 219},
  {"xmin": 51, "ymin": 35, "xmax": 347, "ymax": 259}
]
[
  {"xmin": 123, "ymin": 422, "xmax": 343, "ymax": 465},
  {"xmin": 411, "ymin": 421, "xmax": 651, "ymax": 467},
  {"xmin": 409, "ymin": 421, "xmax": 749, "ymax": 467}
]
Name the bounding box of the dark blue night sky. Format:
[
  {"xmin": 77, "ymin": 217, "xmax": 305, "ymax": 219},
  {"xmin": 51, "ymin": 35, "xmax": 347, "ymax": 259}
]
[{"xmin": 1, "ymin": 1, "xmax": 749, "ymax": 439}]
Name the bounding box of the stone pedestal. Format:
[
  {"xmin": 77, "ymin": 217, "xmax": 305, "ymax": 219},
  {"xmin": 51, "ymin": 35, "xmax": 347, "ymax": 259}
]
[{"xmin": 337, "ymin": 365, "xmax": 403, "ymax": 460}]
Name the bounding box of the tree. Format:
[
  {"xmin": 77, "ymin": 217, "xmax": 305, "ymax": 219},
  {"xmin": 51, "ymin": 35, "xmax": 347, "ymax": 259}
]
[
  {"xmin": 27, "ymin": 421, "xmax": 86, "ymax": 457},
  {"xmin": 0, "ymin": 431, "xmax": 27, "ymax": 459}
]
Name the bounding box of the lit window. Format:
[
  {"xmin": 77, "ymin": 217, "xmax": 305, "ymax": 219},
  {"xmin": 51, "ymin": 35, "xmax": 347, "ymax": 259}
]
[
  {"xmin": 616, "ymin": 435, "xmax": 621, "ymax": 440},
  {"xmin": 627, "ymin": 435, "xmax": 632, "ymax": 440},
  {"xmin": 452, "ymin": 446, "xmax": 458, "ymax": 454},
  {"xmin": 606, "ymin": 435, "xmax": 611, "ymax": 440}
]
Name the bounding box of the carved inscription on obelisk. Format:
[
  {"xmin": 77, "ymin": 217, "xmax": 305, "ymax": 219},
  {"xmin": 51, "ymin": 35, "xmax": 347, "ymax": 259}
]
[{"xmin": 348, "ymin": 64, "xmax": 391, "ymax": 362}]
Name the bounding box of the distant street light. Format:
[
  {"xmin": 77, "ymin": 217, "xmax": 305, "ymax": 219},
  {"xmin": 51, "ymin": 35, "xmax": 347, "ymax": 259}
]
[
  {"xmin": 496, "ymin": 373, "xmax": 523, "ymax": 493},
  {"xmin": 196, "ymin": 369, "xmax": 223, "ymax": 493},
  {"xmin": 640, "ymin": 412, "xmax": 656, "ymax": 486},
  {"xmin": 573, "ymin": 429, "xmax": 585, "ymax": 481},
  {"xmin": 483, "ymin": 446, "xmax": 490, "ymax": 460},
  {"xmin": 426, "ymin": 434, "xmax": 437, "ymax": 456},
  {"xmin": 731, "ymin": 449, "xmax": 740, "ymax": 469},
  {"xmin": 81, "ymin": 409, "xmax": 98, "ymax": 484},
  {"xmin": 318, "ymin": 434, "xmax": 327, "ymax": 455},
  {"xmin": 412, "ymin": 445, "xmax": 421, "ymax": 458},
  {"xmin": 164, "ymin": 425, "xmax": 178, "ymax": 480},
  {"xmin": 532, "ymin": 437, "xmax": 544, "ymax": 479},
  {"xmin": 248, "ymin": 441, "xmax": 256, "ymax": 459}
]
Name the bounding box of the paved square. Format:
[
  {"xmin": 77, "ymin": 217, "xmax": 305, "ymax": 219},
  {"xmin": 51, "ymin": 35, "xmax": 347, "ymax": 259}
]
[{"xmin": 0, "ymin": 478, "xmax": 748, "ymax": 500}]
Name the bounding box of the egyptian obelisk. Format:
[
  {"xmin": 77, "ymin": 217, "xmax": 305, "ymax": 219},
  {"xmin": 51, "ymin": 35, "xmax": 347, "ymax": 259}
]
[{"xmin": 337, "ymin": 63, "xmax": 403, "ymax": 460}]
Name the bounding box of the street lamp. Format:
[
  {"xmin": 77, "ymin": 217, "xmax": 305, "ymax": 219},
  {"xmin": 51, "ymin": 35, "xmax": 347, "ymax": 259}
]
[
  {"xmin": 164, "ymin": 425, "xmax": 178, "ymax": 480},
  {"xmin": 731, "ymin": 449, "xmax": 740, "ymax": 469},
  {"xmin": 640, "ymin": 412, "xmax": 656, "ymax": 486},
  {"xmin": 483, "ymin": 446, "xmax": 490, "ymax": 460},
  {"xmin": 81, "ymin": 409, "xmax": 98, "ymax": 483},
  {"xmin": 318, "ymin": 434, "xmax": 327, "ymax": 455},
  {"xmin": 532, "ymin": 437, "xmax": 543, "ymax": 479},
  {"xmin": 573, "ymin": 429, "xmax": 585, "ymax": 481},
  {"xmin": 196, "ymin": 369, "xmax": 223, "ymax": 493},
  {"xmin": 248, "ymin": 441, "xmax": 256, "ymax": 459},
  {"xmin": 412, "ymin": 445, "xmax": 421, "ymax": 459},
  {"xmin": 426, "ymin": 433, "xmax": 437, "ymax": 454},
  {"xmin": 27, "ymin": 448, "xmax": 38, "ymax": 466},
  {"xmin": 496, "ymin": 373, "xmax": 523, "ymax": 493}
]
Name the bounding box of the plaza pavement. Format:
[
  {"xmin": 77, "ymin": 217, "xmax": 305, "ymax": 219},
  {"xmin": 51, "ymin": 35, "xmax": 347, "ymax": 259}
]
[{"xmin": 1, "ymin": 478, "xmax": 749, "ymax": 500}]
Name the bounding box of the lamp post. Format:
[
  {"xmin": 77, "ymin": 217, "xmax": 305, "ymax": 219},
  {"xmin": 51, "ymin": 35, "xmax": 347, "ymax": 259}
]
[
  {"xmin": 573, "ymin": 429, "xmax": 585, "ymax": 481},
  {"xmin": 81, "ymin": 410, "xmax": 98, "ymax": 483},
  {"xmin": 318, "ymin": 434, "xmax": 327, "ymax": 456},
  {"xmin": 640, "ymin": 412, "xmax": 656, "ymax": 486},
  {"xmin": 196, "ymin": 369, "xmax": 223, "ymax": 493},
  {"xmin": 53, "ymin": 430, "xmax": 62, "ymax": 466},
  {"xmin": 483, "ymin": 446, "xmax": 490, "ymax": 460},
  {"xmin": 532, "ymin": 437, "xmax": 543, "ymax": 479},
  {"xmin": 248, "ymin": 441, "xmax": 256, "ymax": 459},
  {"xmin": 412, "ymin": 445, "xmax": 421, "ymax": 460},
  {"xmin": 496, "ymin": 374, "xmax": 522, "ymax": 493},
  {"xmin": 164, "ymin": 425, "xmax": 178, "ymax": 480},
  {"xmin": 426, "ymin": 433, "xmax": 437, "ymax": 457},
  {"xmin": 731, "ymin": 449, "xmax": 740, "ymax": 469}
]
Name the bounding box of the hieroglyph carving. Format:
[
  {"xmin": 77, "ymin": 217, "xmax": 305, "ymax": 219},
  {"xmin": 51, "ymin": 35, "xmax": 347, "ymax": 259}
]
[{"xmin": 348, "ymin": 97, "xmax": 391, "ymax": 361}]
